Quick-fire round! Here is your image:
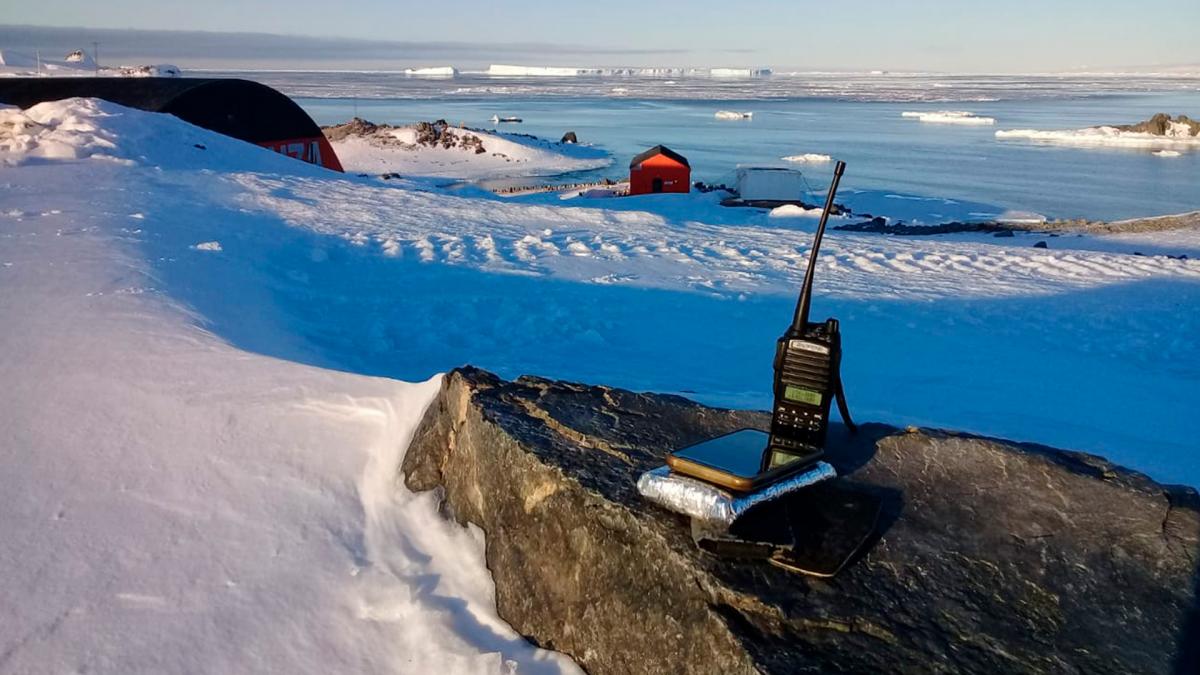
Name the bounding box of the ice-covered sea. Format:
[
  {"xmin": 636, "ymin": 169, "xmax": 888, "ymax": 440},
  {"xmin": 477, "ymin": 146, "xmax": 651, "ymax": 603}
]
[{"xmin": 202, "ymin": 70, "xmax": 1200, "ymax": 222}]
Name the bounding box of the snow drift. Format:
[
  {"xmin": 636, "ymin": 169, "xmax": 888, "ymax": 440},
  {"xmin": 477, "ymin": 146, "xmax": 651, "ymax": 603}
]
[
  {"xmin": 4, "ymin": 97, "xmax": 1200, "ymax": 675},
  {"xmin": 0, "ymin": 98, "xmax": 583, "ymax": 674}
]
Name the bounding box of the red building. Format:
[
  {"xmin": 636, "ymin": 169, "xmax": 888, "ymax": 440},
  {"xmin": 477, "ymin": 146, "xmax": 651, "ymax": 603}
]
[{"xmin": 629, "ymin": 145, "xmax": 690, "ymax": 195}]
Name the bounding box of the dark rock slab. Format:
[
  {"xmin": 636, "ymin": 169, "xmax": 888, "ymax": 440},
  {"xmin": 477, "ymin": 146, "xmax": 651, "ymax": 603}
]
[{"xmin": 402, "ymin": 367, "xmax": 1200, "ymax": 675}]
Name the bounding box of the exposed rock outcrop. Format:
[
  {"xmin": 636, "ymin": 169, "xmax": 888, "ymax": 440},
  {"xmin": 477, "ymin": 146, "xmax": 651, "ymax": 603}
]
[
  {"xmin": 1116, "ymin": 113, "xmax": 1200, "ymax": 137},
  {"xmin": 322, "ymin": 117, "xmax": 488, "ymax": 154},
  {"xmin": 321, "ymin": 116, "xmax": 379, "ymax": 142},
  {"xmin": 403, "ymin": 367, "xmax": 1200, "ymax": 675}
]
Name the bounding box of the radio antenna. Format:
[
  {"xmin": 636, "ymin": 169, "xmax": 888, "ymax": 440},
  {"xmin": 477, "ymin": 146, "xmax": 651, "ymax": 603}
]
[{"xmin": 791, "ymin": 160, "xmax": 846, "ymax": 332}]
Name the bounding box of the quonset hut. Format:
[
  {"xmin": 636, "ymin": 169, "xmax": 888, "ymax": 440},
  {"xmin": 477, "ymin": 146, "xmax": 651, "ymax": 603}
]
[
  {"xmin": 629, "ymin": 145, "xmax": 690, "ymax": 195},
  {"xmin": 0, "ymin": 77, "xmax": 343, "ymax": 171}
]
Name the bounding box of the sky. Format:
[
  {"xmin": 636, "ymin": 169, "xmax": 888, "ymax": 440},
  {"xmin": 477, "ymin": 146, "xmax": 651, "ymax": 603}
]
[{"xmin": 3, "ymin": 0, "xmax": 1199, "ymax": 72}]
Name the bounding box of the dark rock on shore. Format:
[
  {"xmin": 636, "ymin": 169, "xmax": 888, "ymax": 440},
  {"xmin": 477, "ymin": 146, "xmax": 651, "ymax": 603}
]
[
  {"xmin": 1116, "ymin": 113, "xmax": 1200, "ymax": 137},
  {"xmin": 402, "ymin": 367, "xmax": 1200, "ymax": 675},
  {"xmin": 561, "ymin": 131, "xmax": 578, "ymax": 144},
  {"xmin": 321, "ymin": 116, "xmax": 380, "ymax": 142},
  {"xmin": 837, "ymin": 210, "xmax": 1200, "ymax": 237},
  {"xmin": 836, "ymin": 218, "xmax": 1010, "ymax": 235}
]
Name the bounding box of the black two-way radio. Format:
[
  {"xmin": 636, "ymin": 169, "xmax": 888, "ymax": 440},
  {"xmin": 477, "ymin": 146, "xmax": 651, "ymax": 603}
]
[
  {"xmin": 766, "ymin": 160, "xmax": 856, "ymax": 469},
  {"xmin": 665, "ymin": 162, "xmax": 857, "ymax": 492}
]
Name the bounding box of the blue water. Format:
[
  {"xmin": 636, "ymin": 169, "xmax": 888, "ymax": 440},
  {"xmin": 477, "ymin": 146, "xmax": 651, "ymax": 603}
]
[{"xmin": 292, "ymin": 89, "xmax": 1200, "ymax": 222}]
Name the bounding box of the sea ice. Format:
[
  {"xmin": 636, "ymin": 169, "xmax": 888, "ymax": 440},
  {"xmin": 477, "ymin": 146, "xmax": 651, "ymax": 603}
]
[
  {"xmin": 901, "ymin": 110, "xmax": 996, "ymax": 125},
  {"xmin": 781, "ymin": 153, "xmax": 832, "ymax": 163}
]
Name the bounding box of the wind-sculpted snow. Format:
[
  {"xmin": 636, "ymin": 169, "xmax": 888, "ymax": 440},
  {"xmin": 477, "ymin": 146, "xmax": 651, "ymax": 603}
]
[
  {"xmin": 236, "ymin": 174, "xmax": 1200, "ymax": 301},
  {"xmin": 0, "ymin": 98, "xmax": 584, "ymax": 674},
  {"xmin": 4, "ymin": 102, "xmax": 1200, "ymax": 675}
]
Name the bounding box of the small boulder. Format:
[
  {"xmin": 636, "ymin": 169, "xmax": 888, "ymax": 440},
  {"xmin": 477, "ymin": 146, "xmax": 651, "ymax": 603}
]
[{"xmin": 561, "ymin": 131, "xmax": 579, "ymax": 144}]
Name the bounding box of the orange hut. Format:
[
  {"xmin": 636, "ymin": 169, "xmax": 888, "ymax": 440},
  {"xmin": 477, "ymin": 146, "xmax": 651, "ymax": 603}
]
[{"xmin": 629, "ymin": 145, "xmax": 690, "ymax": 195}]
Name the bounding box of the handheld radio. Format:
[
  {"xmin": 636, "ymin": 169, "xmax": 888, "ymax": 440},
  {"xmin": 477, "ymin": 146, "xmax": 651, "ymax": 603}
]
[{"xmin": 767, "ymin": 160, "xmax": 856, "ymax": 468}]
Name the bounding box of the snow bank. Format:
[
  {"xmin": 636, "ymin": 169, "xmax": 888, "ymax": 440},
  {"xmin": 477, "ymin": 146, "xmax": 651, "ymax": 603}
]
[
  {"xmin": 715, "ymin": 111, "xmax": 753, "ymax": 120},
  {"xmin": 0, "ymin": 98, "xmax": 582, "ymax": 674},
  {"xmin": 781, "ymin": 153, "xmax": 832, "ymax": 163},
  {"xmin": 1, "ymin": 99, "xmax": 123, "ymax": 163},
  {"xmin": 996, "ymin": 126, "xmax": 1200, "ymax": 149},
  {"xmin": 901, "ymin": 110, "xmax": 996, "ymax": 125},
  {"xmin": 768, "ymin": 204, "xmax": 824, "ymax": 218}
]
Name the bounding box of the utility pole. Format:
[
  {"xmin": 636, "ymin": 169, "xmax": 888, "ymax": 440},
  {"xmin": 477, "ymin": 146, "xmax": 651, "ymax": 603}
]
[
  {"xmin": 36, "ymin": 49, "xmax": 41, "ymax": 76},
  {"xmin": 92, "ymin": 41, "xmax": 100, "ymax": 74}
]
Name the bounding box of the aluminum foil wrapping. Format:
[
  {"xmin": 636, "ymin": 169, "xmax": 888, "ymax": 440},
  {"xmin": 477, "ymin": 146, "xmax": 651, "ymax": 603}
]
[{"xmin": 636, "ymin": 462, "xmax": 836, "ymax": 525}]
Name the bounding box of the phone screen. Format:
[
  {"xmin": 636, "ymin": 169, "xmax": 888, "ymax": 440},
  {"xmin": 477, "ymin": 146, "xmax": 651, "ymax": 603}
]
[{"xmin": 670, "ymin": 429, "xmax": 772, "ymax": 479}]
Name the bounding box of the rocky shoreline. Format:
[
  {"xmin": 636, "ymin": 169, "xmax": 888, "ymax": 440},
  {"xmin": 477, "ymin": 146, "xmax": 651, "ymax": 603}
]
[
  {"xmin": 838, "ymin": 209, "xmax": 1200, "ymax": 237},
  {"xmin": 402, "ymin": 367, "xmax": 1200, "ymax": 675}
]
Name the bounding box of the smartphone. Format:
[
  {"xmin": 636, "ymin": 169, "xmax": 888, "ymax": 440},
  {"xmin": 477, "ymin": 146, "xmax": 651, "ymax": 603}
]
[{"xmin": 666, "ymin": 428, "xmax": 822, "ymax": 492}]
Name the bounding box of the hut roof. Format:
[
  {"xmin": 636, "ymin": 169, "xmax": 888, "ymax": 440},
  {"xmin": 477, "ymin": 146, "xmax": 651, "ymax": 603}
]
[
  {"xmin": 0, "ymin": 77, "xmax": 323, "ymax": 145},
  {"xmin": 629, "ymin": 144, "xmax": 690, "ymax": 169}
]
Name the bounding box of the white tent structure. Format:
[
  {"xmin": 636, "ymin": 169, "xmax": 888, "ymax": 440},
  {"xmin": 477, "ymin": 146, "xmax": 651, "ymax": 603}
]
[{"xmin": 735, "ymin": 166, "xmax": 807, "ymax": 202}]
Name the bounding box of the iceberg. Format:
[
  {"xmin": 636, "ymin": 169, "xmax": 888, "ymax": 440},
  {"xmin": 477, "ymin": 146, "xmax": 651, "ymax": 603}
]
[
  {"xmin": 489, "ymin": 64, "xmax": 596, "ymax": 77},
  {"xmin": 901, "ymin": 111, "xmax": 996, "ymax": 125},
  {"xmin": 781, "ymin": 153, "xmax": 832, "ymax": 163},
  {"xmin": 404, "ymin": 66, "xmax": 458, "ymax": 77},
  {"xmin": 710, "ymin": 68, "xmax": 772, "ymax": 78}
]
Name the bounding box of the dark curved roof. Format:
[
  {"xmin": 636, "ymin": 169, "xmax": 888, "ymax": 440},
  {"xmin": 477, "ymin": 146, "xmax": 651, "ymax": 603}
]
[
  {"xmin": 630, "ymin": 144, "xmax": 690, "ymax": 168},
  {"xmin": 0, "ymin": 77, "xmax": 322, "ymax": 145}
]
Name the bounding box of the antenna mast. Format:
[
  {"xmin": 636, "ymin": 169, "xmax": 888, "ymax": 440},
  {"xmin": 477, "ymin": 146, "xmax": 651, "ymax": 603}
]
[{"xmin": 790, "ymin": 160, "xmax": 846, "ymax": 332}]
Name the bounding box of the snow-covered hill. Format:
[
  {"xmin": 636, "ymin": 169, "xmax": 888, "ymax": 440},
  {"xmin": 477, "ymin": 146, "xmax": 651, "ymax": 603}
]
[
  {"xmin": 3, "ymin": 97, "xmax": 1200, "ymax": 670},
  {"xmin": 324, "ymin": 117, "xmax": 611, "ymax": 179},
  {"xmin": 0, "ymin": 48, "xmax": 180, "ymax": 78}
]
